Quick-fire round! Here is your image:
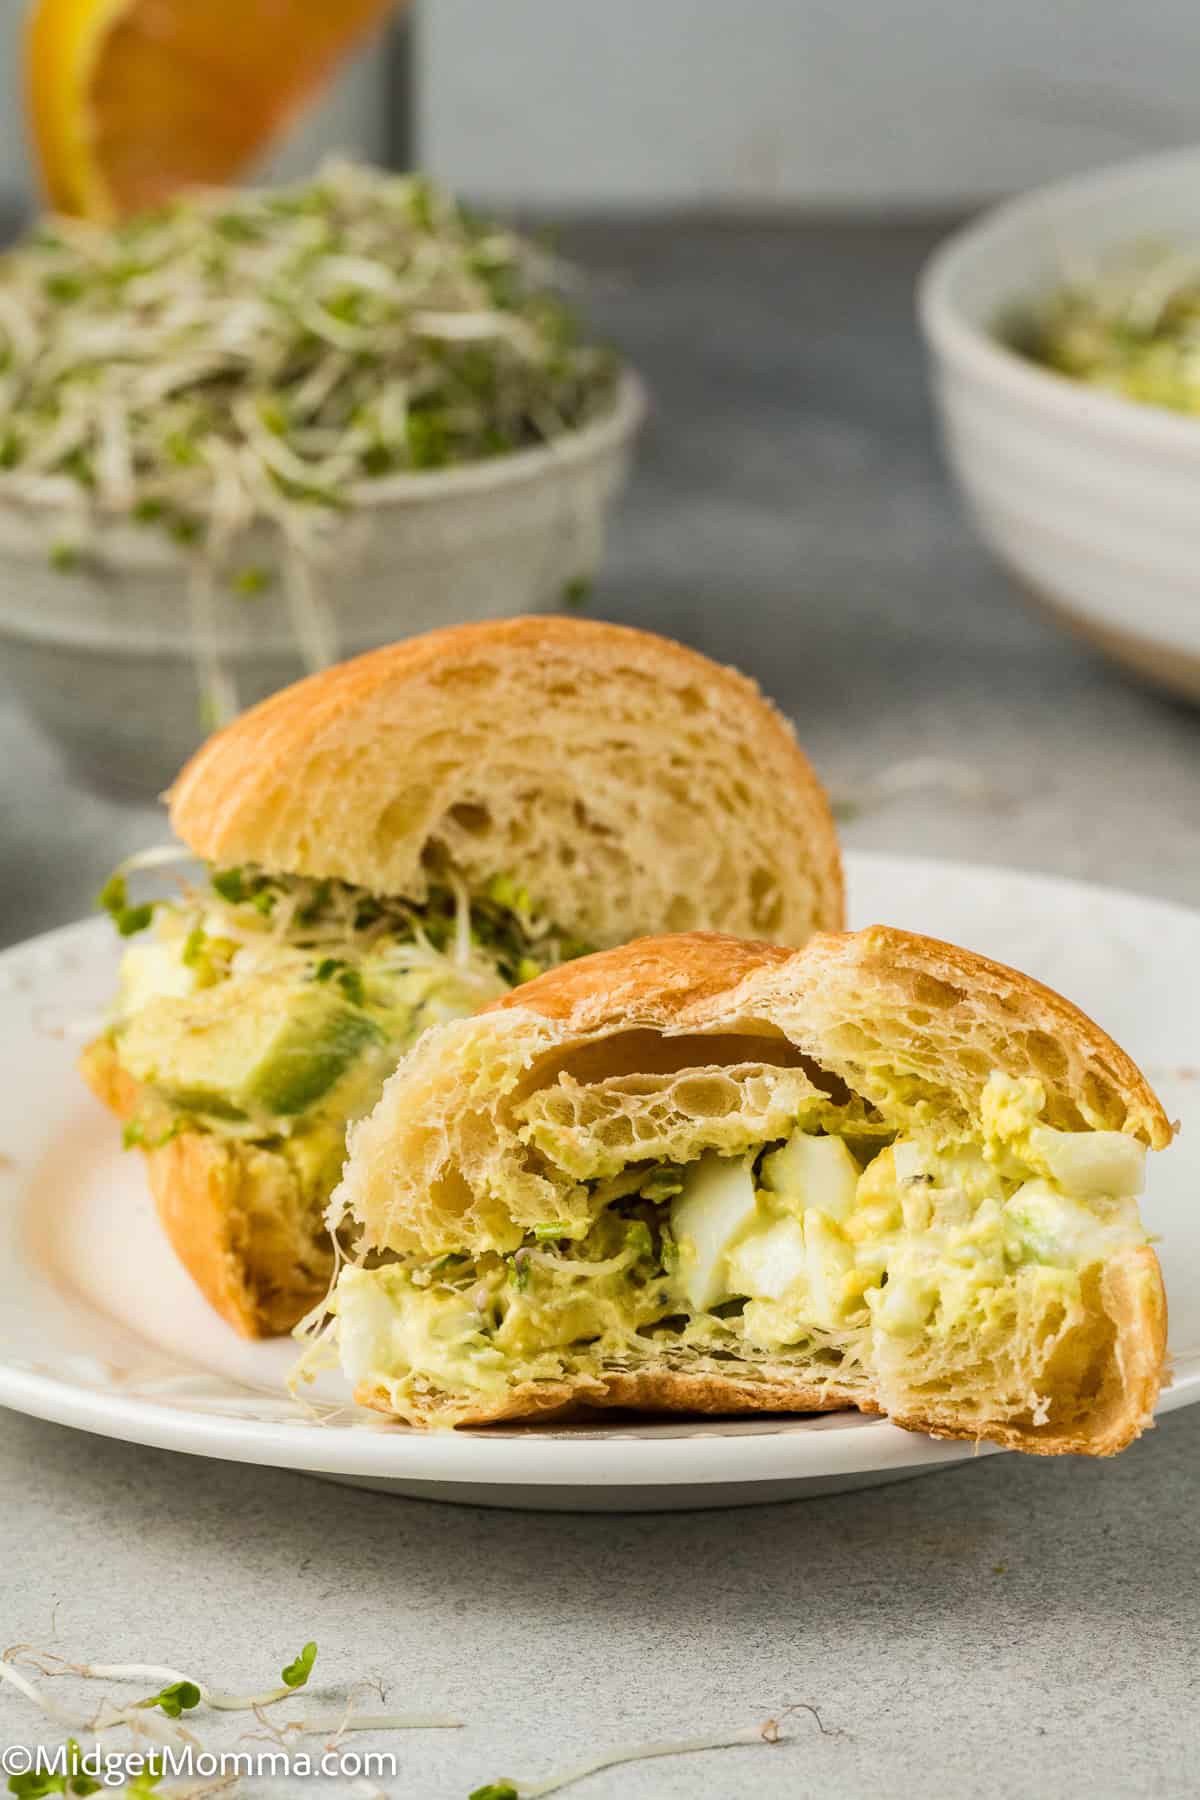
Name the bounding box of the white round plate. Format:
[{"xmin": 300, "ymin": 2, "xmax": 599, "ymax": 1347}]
[{"xmin": 1, "ymin": 852, "xmax": 1197, "ymax": 1511}]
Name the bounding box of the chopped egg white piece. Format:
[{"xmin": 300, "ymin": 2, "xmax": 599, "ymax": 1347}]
[
  {"xmin": 335, "ymin": 1266, "xmax": 400, "ymax": 1385},
  {"xmin": 759, "ymin": 1131, "xmax": 859, "ymax": 1221},
  {"xmin": 891, "ymin": 1139, "xmax": 927, "ymax": 1185},
  {"xmin": 1027, "ymin": 1126, "xmax": 1145, "ymax": 1199},
  {"xmin": 1005, "ymin": 1179, "xmax": 1143, "ymax": 1265},
  {"xmin": 669, "ymin": 1153, "xmax": 759, "ymax": 1310},
  {"xmin": 869, "ymin": 1272, "xmax": 934, "ymax": 1335},
  {"xmin": 337, "ymin": 1267, "xmax": 491, "ymax": 1391},
  {"xmin": 117, "ymin": 939, "xmax": 197, "ymax": 1018},
  {"xmin": 725, "ymin": 1216, "xmax": 808, "ymax": 1301},
  {"xmin": 724, "ymin": 1207, "xmax": 856, "ymax": 1328}
]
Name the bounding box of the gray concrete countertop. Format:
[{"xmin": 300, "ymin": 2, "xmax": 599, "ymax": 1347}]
[{"xmin": 1, "ymin": 218, "xmax": 1198, "ymax": 1798}]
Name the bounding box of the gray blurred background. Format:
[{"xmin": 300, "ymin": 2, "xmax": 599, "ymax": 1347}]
[{"xmin": 6, "ymin": 0, "xmax": 1200, "ymax": 216}]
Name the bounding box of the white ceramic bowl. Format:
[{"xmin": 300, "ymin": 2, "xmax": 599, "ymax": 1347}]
[
  {"xmin": 0, "ymin": 369, "xmax": 645, "ymax": 795},
  {"xmin": 919, "ymin": 147, "xmax": 1200, "ymax": 701}
]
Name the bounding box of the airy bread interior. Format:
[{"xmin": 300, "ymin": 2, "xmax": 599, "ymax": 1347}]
[
  {"xmin": 167, "ymin": 617, "xmax": 844, "ymax": 951},
  {"xmin": 328, "ymin": 928, "xmax": 1170, "ymax": 1453}
]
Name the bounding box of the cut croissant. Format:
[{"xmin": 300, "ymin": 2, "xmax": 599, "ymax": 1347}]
[{"xmin": 327, "ymin": 927, "xmax": 1171, "ymax": 1454}]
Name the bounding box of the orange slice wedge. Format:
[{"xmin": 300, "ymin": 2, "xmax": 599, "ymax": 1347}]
[{"xmin": 26, "ymin": 0, "xmax": 404, "ymax": 221}]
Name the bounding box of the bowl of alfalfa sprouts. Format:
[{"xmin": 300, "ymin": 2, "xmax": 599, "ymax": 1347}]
[{"xmin": 0, "ymin": 158, "xmax": 644, "ymax": 792}]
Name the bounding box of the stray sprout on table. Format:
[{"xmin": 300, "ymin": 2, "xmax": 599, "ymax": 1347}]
[
  {"xmin": 1, "ymin": 1637, "xmax": 464, "ymax": 1791},
  {"xmin": 21, "ymin": 1641, "xmax": 319, "ymax": 1715},
  {"xmin": 467, "ymin": 1706, "xmax": 816, "ymax": 1800},
  {"xmin": 278, "ymin": 1644, "xmax": 317, "ymax": 1693},
  {"xmin": 2, "ymin": 1639, "xmax": 820, "ymax": 1799},
  {"xmin": 136, "ymin": 1684, "xmax": 200, "ymax": 1722}
]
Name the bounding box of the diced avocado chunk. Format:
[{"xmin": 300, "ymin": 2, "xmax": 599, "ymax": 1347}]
[
  {"xmin": 117, "ymin": 976, "xmax": 384, "ymax": 1121},
  {"xmin": 246, "ymin": 1002, "xmax": 383, "ymax": 1116}
]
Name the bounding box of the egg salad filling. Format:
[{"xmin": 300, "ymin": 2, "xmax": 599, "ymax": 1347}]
[
  {"xmin": 96, "ymin": 859, "xmax": 586, "ymax": 1204},
  {"xmin": 333, "ymin": 1073, "xmax": 1149, "ymax": 1420},
  {"xmin": 1014, "ymin": 244, "xmax": 1200, "ymax": 419}
]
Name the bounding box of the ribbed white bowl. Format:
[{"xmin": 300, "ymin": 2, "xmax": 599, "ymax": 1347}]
[{"xmin": 919, "ymin": 148, "xmax": 1200, "ymax": 701}]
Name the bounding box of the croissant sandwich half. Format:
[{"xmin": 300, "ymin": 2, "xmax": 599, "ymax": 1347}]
[
  {"xmin": 81, "ymin": 618, "xmax": 842, "ymax": 1337},
  {"xmin": 325, "ymin": 926, "xmax": 1171, "ymax": 1454}
]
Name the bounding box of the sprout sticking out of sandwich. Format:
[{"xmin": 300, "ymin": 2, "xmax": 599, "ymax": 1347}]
[
  {"xmin": 82, "ymin": 618, "xmax": 843, "ymax": 1336},
  {"xmin": 322, "ymin": 927, "xmax": 1171, "ymax": 1454}
]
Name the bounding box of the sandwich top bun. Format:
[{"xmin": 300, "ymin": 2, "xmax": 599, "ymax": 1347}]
[
  {"xmin": 495, "ymin": 924, "xmax": 1172, "ymax": 1142},
  {"xmin": 330, "ymin": 927, "xmax": 1171, "ymax": 1453},
  {"xmin": 167, "ymin": 617, "xmax": 844, "ymax": 949}
]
